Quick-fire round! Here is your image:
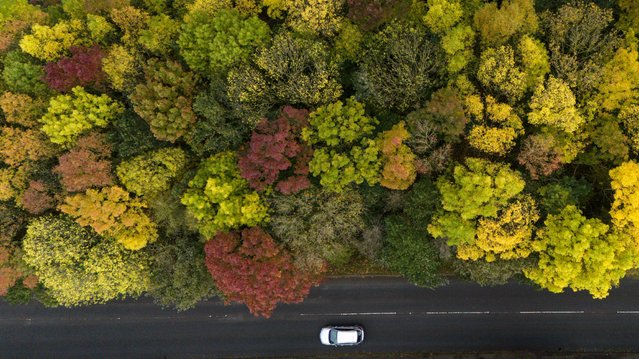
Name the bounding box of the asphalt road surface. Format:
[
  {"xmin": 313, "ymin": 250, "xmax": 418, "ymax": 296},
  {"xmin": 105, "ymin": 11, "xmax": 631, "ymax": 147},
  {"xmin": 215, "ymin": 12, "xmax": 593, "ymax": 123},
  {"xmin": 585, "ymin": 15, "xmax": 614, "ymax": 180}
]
[{"xmin": 2, "ymin": 276, "xmax": 639, "ymax": 358}]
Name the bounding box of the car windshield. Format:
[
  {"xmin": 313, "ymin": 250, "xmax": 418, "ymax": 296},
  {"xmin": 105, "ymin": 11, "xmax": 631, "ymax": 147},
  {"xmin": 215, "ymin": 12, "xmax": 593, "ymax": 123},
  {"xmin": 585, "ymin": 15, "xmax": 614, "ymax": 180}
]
[{"xmin": 329, "ymin": 329, "xmax": 338, "ymax": 344}]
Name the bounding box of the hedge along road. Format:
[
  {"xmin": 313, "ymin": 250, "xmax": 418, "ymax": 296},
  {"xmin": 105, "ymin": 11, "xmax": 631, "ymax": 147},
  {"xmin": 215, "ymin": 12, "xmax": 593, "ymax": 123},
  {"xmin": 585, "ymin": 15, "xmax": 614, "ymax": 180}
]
[{"xmin": 2, "ymin": 276, "xmax": 639, "ymax": 358}]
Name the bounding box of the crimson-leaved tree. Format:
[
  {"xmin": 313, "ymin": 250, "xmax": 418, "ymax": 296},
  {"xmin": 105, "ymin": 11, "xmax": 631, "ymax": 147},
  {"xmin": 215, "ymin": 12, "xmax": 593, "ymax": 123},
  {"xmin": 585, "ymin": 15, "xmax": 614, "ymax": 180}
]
[
  {"xmin": 238, "ymin": 106, "xmax": 312, "ymax": 195},
  {"xmin": 44, "ymin": 45, "xmax": 106, "ymax": 92},
  {"xmin": 204, "ymin": 227, "xmax": 321, "ymax": 318}
]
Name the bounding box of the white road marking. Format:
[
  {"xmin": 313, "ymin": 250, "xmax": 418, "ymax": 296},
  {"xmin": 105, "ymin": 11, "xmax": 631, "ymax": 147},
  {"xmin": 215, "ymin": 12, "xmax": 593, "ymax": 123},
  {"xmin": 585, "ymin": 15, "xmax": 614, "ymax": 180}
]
[
  {"xmin": 617, "ymin": 311, "xmax": 639, "ymax": 314},
  {"xmin": 300, "ymin": 312, "xmax": 397, "ymax": 316},
  {"xmin": 519, "ymin": 311, "xmax": 584, "ymax": 314},
  {"xmin": 424, "ymin": 311, "xmax": 490, "ymax": 315}
]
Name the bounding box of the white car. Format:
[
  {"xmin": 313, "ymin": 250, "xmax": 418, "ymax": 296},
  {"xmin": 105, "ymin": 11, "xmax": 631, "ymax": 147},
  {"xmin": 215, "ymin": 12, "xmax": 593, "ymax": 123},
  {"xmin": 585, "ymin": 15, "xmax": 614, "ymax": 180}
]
[{"xmin": 319, "ymin": 325, "xmax": 364, "ymax": 346}]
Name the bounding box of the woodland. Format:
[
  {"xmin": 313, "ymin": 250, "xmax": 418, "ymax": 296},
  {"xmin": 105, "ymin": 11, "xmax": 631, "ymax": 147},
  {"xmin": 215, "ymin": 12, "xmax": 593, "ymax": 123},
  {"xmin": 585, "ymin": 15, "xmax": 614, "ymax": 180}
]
[{"xmin": 0, "ymin": 0, "xmax": 639, "ymax": 318}]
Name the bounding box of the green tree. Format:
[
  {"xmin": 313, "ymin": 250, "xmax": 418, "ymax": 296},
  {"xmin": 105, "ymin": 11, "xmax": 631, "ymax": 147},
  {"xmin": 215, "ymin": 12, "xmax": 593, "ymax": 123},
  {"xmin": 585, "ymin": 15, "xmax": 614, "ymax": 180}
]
[
  {"xmin": 116, "ymin": 147, "xmax": 188, "ymax": 197},
  {"xmin": 525, "ymin": 206, "xmax": 637, "ymax": 299},
  {"xmin": 39, "ymin": 87, "xmax": 123, "ymax": 147},
  {"xmin": 254, "ymin": 32, "xmax": 342, "ymax": 106},
  {"xmin": 269, "ymin": 187, "xmax": 366, "ymax": 272},
  {"xmin": 22, "ymin": 216, "xmax": 150, "ymax": 306},
  {"xmin": 1, "ymin": 50, "xmax": 49, "ymax": 96},
  {"xmin": 356, "ymin": 21, "xmax": 445, "ymax": 112},
  {"xmin": 477, "ymin": 45, "xmax": 527, "ymax": 102},
  {"xmin": 147, "ymin": 232, "xmax": 217, "ymax": 311},
  {"xmin": 518, "ymin": 35, "xmax": 550, "ymax": 91},
  {"xmin": 178, "ymin": 8, "xmax": 270, "ymax": 76},
  {"xmin": 302, "ymin": 97, "xmax": 381, "ymax": 192},
  {"xmin": 181, "ymin": 151, "xmax": 269, "ymax": 238},
  {"xmin": 129, "ymin": 59, "xmax": 197, "ymax": 142}
]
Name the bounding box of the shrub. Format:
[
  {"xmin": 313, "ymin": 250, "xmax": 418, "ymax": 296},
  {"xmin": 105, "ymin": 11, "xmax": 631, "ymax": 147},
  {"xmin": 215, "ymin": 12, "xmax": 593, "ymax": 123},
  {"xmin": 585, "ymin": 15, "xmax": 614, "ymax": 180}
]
[
  {"xmin": 129, "ymin": 59, "xmax": 196, "ymax": 142},
  {"xmin": 22, "ymin": 215, "xmax": 150, "ymax": 306},
  {"xmin": 205, "ymin": 227, "xmax": 322, "ymax": 318},
  {"xmin": 181, "ymin": 151, "xmax": 269, "ymax": 238},
  {"xmin": 239, "ymin": 106, "xmax": 312, "ymax": 194},
  {"xmin": 116, "ymin": 147, "xmax": 188, "ymax": 197},
  {"xmin": 39, "ymin": 87, "xmax": 123, "ymax": 147},
  {"xmin": 59, "ymin": 186, "xmax": 159, "ymax": 250}
]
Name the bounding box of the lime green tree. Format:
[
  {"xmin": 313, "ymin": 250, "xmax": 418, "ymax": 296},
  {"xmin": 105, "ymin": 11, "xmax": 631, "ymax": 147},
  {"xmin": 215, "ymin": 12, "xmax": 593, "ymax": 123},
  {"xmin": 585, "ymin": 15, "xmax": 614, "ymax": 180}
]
[
  {"xmin": 302, "ymin": 97, "xmax": 380, "ymax": 192},
  {"xmin": 181, "ymin": 151, "xmax": 269, "ymax": 238},
  {"xmin": 19, "ymin": 19, "xmax": 89, "ymax": 61},
  {"xmin": 525, "ymin": 206, "xmax": 637, "ymax": 299},
  {"xmin": 39, "ymin": 87, "xmax": 123, "ymax": 147},
  {"xmin": 178, "ymin": 8, "xmax": 270, "ymax": 76},
  {"xmin": 22, "ymin": 216, "xmax": 150, "ymax": 306}
]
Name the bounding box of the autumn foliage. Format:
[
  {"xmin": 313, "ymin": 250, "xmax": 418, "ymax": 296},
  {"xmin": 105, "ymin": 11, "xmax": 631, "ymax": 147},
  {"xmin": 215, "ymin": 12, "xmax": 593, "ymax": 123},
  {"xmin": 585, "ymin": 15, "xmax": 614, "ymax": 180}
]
[
  {"xmin": 44, "ymin": 45, "xmax": 106, "ymax": 92},
  {"xmin": 53, "ymin": 133, "xmax": 113, "ymax": 192},
  {"xmin": 204, "ymin": 227, "xmax": 322, "ymax": 317},
  {"xmin": 239, "ymin": 106, "xmax": 312, "ymax": 194}
]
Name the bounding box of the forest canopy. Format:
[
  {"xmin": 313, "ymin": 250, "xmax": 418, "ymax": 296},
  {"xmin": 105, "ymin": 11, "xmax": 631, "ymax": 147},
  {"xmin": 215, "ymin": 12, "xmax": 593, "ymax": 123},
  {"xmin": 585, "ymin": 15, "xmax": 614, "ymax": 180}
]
[{"xmin": 1, "ymin": 0, "xmax": 639, "ymax": 317}]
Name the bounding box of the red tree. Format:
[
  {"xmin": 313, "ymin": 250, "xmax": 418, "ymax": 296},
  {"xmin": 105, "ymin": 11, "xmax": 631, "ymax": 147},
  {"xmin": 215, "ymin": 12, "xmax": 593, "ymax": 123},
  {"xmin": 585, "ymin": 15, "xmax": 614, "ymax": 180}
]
[
  {"xmin": 44, "ymin": 45, "xmax": 106, "ymax": 92},
  {"xmin": 204, "ymin": 227, "xmax": 322, "ymax": 318},
  {"xmin": 239, "ymin": 106, "xmax": 312, "ymax": 195},
  {"xmin": 53, "ymin": 132, "xmax": 113, "ymax": 192}
]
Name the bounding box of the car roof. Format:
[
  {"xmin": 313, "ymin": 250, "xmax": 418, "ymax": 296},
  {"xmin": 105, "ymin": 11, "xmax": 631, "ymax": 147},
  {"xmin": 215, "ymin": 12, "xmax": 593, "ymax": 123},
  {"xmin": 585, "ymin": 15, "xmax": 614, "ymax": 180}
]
[{"xmin": 336, "ymin": 330, "xmax": 358, "ymax": 344}]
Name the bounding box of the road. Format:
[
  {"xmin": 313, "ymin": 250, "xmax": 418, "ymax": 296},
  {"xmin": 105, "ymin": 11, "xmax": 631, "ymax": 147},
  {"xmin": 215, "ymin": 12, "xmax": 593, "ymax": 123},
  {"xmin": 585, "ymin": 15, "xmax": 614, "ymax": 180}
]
[{"xmin": 1, "ymin": 277, "xmax": 639, "ymax": 358}]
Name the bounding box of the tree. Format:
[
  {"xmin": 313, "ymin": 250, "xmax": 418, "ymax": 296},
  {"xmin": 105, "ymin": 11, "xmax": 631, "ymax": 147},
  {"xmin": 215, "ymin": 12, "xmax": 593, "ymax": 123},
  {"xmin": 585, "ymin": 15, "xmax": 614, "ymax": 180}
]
[
  {"xmin": 594, "ymin": 46, "xmax": 639, "ymax": 113},
  {"xmin": 101, "ymin": 45, "xmax": 140, "ymax": 92},
  {"xmin": 254, "ymin": 32, "xmax": 342, "ymax": 106},
  {"xmin": 285, "ymin": 0, "xmax": 345, "ymax": 36},
  {"xmin": 39, "ymin": 87, "xmax": 123, "ymax": 147},
  {"xmin": 22, "ymin": 215, "xmax": 150, "ymax": 306},
  {"xmin": 59, "ymin": 186, "xmax": 159, "ymax": 250},
  {"xmin": 0, "ymin": 92, "xmax": 46, "ymax": 128},
  {"xmin": 109, "ymin": 5, "xmax": 150, "ymax": 47},
  {"xmin": 18, "ymin": 180, "xmax": 55, "ymax": 215},
  {"xmin": 147, "ymin": 232, "xmax": 217, "ymax": 311},
  {"xmin": 269, "ymin": 187, "xmax": 366, "ymax": 272},
  {"xmin": 377, "ymin": 122, "xmax": 417, "ymax": 190},
  {"xmin": 423, "ymin": 0, "xmax": 463, "ymax": 35},
  {"xmin": 356, "ymin": 21, "xmax": 444, "ymax": 111},
  {"xmin": 536, "ymin": 176, "xmax": 592, "ymax": 216},
  {"xmin": 178, "ymin": 8, "xmax": 270, "ymax": 76},
  {"xmin": 620, "ymin": 105, "xmax": 639, "ymax": 152},
  {"xmin": 477, "ymin": 45, "xmax": 527, "ymax": 102},
  {"xmin": 518, "ymin": 35, "xmax": 550, "ymax": 91},
  {"xmin": 1, "ymin": 50, "xmax": 49, "ymax": 96},
  {"xmin": 204, "ymin": 227, "xmax": 321, "ymax": 318},
  {"xmin": 346, "ymin": 0, "xmax": 408, "ymax": 31},
  {"xmin": 0, "ymin": 0, "xmax": 47, "ymax": 53},
  {"xmin": 528, "ymin": 77, "xmax": 583, "ymax": 134},
  {"xmin": 544, "ymin": 2, "xmax": 619, "ymax": 97},
  {"xmin": 609, "ymin": 161, "xmax": 639, "ymax": 242},
  {"xmin": 472, "ymin": 0, "xmax": 538, "ymax": 47},
  {"xmin": 138, "ymin": 14, "xmax": 179, "ymax": 55},
  {"xmin": 19, "ymin": 19, "xmax": 89, "ymax": 61},
  {"xmin": 302, "ymin": 98, "xmax": 380, "ymax": 192},
  {"xmin": 129, "ymin": 59, "xmax": 196, "ymax": 142},
  {"xmin": 43, "ymin": 45, "xmax": 106, "ymax": 92},
  {"xmin": 441, "ymin": 24, "xmax": 475, "ymax": 73},
  {"xmin": 238, "ymin": 106, "xmax": 312, "ymax": 194},
  {"xmin": 181, "ymin": 151, "xmax": 269, "ymax": 238},
  {"xmin": 467, "ymin": 97, "xmax": 524, "ymax": 156},
  {"xmin": 53, "ymin": 132, "xmax": 114, "ymax": 192},
  {"xmin": 116, "ymin": 147, "xmax": 188, "ymax": 197},
  {"xmin": 0, "ymin": 127, "xmax": 57, "ymax": 167},
  {"xmin": 382, "ymin": 215, "xmax": 444, "ymax": 288},
  {"xmin": 525, "ymin": 206, "xmax": 637, "ymax": 299}
]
